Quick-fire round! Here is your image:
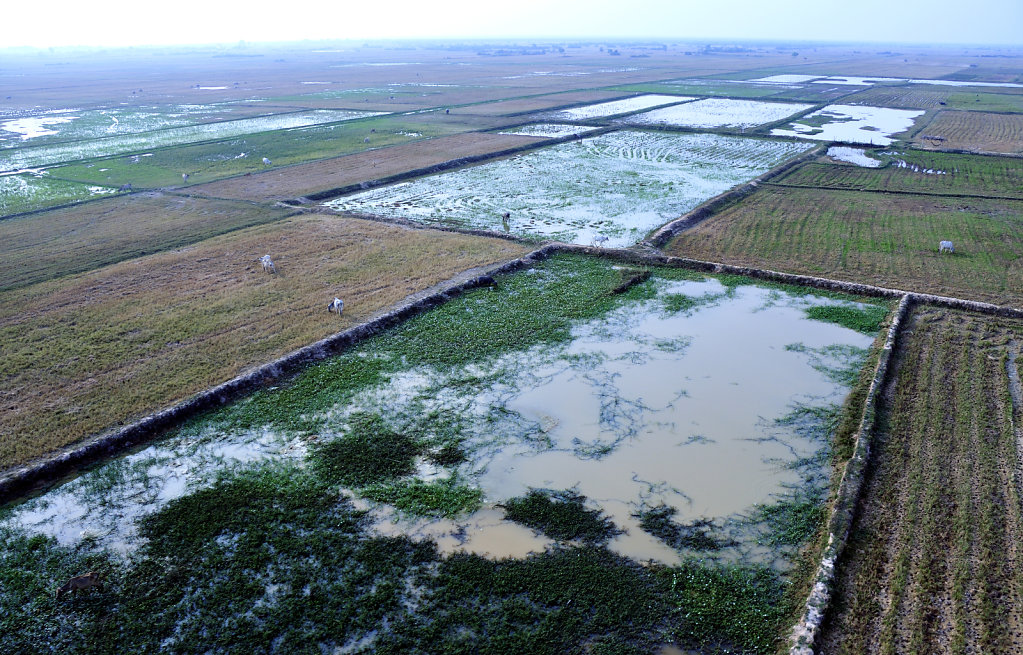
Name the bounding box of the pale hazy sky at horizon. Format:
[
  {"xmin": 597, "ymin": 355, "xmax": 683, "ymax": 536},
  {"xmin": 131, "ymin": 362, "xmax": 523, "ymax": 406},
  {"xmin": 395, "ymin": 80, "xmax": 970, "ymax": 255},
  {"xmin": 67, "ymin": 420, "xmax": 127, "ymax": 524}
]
[{"xmin": 5, "ymin": 0, "xmax": 1021, "ymax": 49}]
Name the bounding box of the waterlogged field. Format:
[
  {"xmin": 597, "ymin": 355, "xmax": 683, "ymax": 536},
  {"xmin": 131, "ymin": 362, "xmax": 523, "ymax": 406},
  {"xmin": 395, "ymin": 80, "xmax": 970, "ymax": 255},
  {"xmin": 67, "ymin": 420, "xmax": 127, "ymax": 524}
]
[
  {"xmin": 614, "ymin": 79, "xmax": 855, "ymax": 103},
  {"xmin": 0, "ymin": 255, "xmax": 887, "ymax": 654},
  {"xmin": 771, "ymin": 105, "xmax": 925, "ymax": 146},
  {"xmin": 498, "ymin": 123, "xmax": 601, "ymax": 138},
  {"xmin": 547, "ymin": 95, "xmax": 693, "ymax": 120},
  {"xmin": 0, "ymin": 109, "xmax": 385, "ymax": 172},
  {"xmin": 49, "ymin": 113, "xmax": 473, "ymax": 190},
  {"xmin": 775, "ymin": 150, "xmax": 1023, "ymax": 199},
  {"xmin": 667, "ymin": 185, "xmax": 1023, "ymax": 307},
  {"xmin": 620, "ymin": 98, "xmax": 814, "ymax": 129},
  {"xmin": 0, "ymin": 103, "xmax": 278, "ymax": 149},
  {"xmin": 910, "ymin": 110, "xmax": 1023, "ymax": 154},
  {"xmin": 820, "ymin": 307, "xmax": 1023, "ymax": 655},
  {"xmin": 325, "ymin": 130, "xmax": 811, "ymax": 246},
  {"xmin": 841, "ymin": 86, "xmax": 1023, "ymax": 112},
  {"xmin": 0, "ymin": 172, "xmax": 116, "ymax": 217}
]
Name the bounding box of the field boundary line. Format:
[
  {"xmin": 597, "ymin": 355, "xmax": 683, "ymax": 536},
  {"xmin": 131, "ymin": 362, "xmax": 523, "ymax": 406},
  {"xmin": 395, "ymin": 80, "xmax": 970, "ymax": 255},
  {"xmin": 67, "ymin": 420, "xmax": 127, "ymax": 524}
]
[
  {"xmin": 642, "ymin": 143, "xmax": 826, "ymax": 248},
  {"xmin": 762, "ymin": 180, "xmax": 1023, "ymax": 203}
]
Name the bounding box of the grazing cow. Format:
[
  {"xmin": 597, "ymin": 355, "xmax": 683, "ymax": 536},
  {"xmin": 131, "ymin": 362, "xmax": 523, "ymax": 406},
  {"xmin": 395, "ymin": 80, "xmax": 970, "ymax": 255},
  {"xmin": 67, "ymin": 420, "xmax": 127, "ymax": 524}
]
[
  {"xmin": 260, "ymin": 255, "xmax": 277, "ymax": 274},
  {"xmin": 118, "ymin": 183, "xmax": 132, "ymax": 192},
  {"xmin": 328, "ymin": 297, "xmax": 344, "ymax": 316},
  {"xmin": 363, "ymin": 137, "xmax": 370, "ymax": 143},
  {"xmin": 262, "ymin": 157, "xmax": 272, "ymax": 166},
  {"xmin": 182, "ymin": 173, "xmax": 189, "ymax": 181},
  {"xmin": 939, "ymin": 240, "xmax": 955, "ymax": 254},
  {"xmin": 592, "ymin": 235, "xmax": 609, "ymax": 247},
  {"xmin": 56, "ymin": 572, "xmax": 103, "ymax": 599}
]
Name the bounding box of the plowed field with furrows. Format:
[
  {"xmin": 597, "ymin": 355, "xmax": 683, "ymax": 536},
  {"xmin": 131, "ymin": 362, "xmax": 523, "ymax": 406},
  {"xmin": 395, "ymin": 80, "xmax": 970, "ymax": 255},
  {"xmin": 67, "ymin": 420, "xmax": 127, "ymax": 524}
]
[
  {"xmin": 819, "ymin": 307, "xmax": 1023, "ymax": 655},
  {"xmin": 911, "ymin": 111, "xmax": 1023, "ymax": 154}
]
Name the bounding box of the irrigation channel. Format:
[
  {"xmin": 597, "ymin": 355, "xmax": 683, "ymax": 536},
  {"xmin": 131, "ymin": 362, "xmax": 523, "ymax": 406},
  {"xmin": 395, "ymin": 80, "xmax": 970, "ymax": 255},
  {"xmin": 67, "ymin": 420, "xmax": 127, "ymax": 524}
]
[{"xmin": 0, "ymin": 253, "xmax": 892, "ymax": 653}]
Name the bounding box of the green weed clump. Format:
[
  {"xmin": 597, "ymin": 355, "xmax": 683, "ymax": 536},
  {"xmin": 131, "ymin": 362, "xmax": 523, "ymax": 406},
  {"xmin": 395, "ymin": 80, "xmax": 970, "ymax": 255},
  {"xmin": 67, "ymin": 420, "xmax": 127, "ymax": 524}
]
[
  {"xmin": 805, "ymin": 303, "xmax": 889, "ymax": 334},
  {"xmin": 311, "ymin": 413, "xmax": 421, "ymax": 487},
  {"xmin": 634, "ymin": 505, "xmax": 737, "ymax": 551},
  {"xmin": 502, "ymin": 489, "xmax": 622, "ymax": 545},
  {"xmin": 362, "ymin": 478, "xmax": 482, "ymax": 518}
]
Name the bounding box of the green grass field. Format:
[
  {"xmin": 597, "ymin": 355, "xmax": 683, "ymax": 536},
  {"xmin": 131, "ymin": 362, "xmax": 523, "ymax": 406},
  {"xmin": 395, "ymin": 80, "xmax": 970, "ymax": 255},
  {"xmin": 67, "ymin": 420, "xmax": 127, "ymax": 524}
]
[
  {"xmin": 773, "ymin": 150, "xmax": 1023, "ymax": 199},
  {"xmin": 666, "ymin": 185, "xmax": 1023, "ymax": 306}
]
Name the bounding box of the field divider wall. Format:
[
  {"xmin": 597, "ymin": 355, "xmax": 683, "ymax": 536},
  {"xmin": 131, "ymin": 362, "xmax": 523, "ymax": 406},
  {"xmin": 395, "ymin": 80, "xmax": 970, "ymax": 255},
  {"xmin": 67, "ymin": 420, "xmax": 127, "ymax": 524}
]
[{"xmin": 787, "ymin": 293, "xmax": 912, "ymax": 654}]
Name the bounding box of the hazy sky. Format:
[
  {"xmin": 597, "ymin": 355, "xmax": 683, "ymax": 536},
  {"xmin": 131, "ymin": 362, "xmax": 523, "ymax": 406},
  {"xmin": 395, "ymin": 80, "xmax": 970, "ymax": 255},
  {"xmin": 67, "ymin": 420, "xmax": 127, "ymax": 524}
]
[{"xmin": 7, "ymin": 0, "xmax": 1022, "ymax": 48}]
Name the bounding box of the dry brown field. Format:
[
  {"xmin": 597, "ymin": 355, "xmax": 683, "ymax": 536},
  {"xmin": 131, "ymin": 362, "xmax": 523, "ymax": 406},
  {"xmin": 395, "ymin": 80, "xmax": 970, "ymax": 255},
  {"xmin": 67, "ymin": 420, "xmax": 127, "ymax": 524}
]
[
  {"xmin": 819, "ymin": 306, "xmax": 1023, "ymax": 654},
  {"xmin": 448, "ymin": 89, "xmax": 628, "ymax": 116},
  {"xmin": 842, "ymin": 86, "xmax": 1023, "ymax": 111},
  {"xmin": 188, "ymin": 131, "xmax": 544, "ymax": 201},
  {"xmin": 0, "ymin": 193, "xmax": 294, "ymax": 291},
  {"xmin": 0, "ymin": 214, "xmax": 529, "ymax": 469},
  {"xmin": 911, "ymin": 110, "xmax": 1023, "ymax": 154}
]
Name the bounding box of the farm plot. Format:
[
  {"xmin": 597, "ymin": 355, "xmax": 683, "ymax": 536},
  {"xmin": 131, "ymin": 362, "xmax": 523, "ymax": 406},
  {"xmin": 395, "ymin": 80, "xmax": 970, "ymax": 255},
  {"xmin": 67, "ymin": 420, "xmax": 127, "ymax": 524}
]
[
  {"xmin": 546, "ymin": 95, "xmax": 694, "ymax": 120},
  {"xmin": 0, "ymin": 172, "xmax": 116, "ymax": 217},
  {"xmin": 771, "ymin": 105, "xmax": 925, "ymax": 146},
  {"xmin": 909, "ymin": 110, "xmax": 1023, "ymax": 154},
  {"xmin": 0, "ymin": 193, "xmax": 294, "ymax": 292},
  {"xmin": 666, "ymin": 185, "xmax": 1023, "ymax": 307},
  {"xmin": 840, "ymin": 86, "xmax": 1023, "ymax": 113},
  {"xmin": 0, "ymin": 215, "xmax": 528, "ymax": 469},
  {"xmin": 0, "ymin": 103, "xmax": 280, "ymax": 150},
  {"xmin": 498, "ymin": 123, "xmax": 602, "ymax": 138},
  {"xmin": 773, "ymin": 150, "xmax": 1023, "ymax": 199},
  {"xmin": 0, "ymin": 110, "xmax": 385, "ymax": 172},
  {"xmin": 619, "ymin": 98, "xmax": 814, "ymax": 129},
  {"xmin": 614, "ymin": 80, "xmax": 855, "ymax": 103},
  {"xmin": 49, "ymin": 113, "xmax": 480, "ymax": 190},
  {"xmin": 0, "ymin": 254, "xmax": 887, "ymax": 654},
  {"xmin": 819, "ymin": 307, "xmax": 1023, "ymax": 655},
  {"xmin": 190, "ymin": 131, "xmax": 544, "ymax": 202},
  {"xmin": 324, "ymin": 130, "xmax": 811, "ymax": 246}
]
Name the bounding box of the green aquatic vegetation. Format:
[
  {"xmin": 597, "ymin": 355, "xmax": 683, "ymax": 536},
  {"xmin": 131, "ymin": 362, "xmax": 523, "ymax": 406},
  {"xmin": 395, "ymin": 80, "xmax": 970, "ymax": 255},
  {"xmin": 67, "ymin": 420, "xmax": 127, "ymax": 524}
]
[
  {"xmin": 634, "ymin": 505, "xmax": 737, "ymax": 552},
  {"xmin": 362, "ymin": 478, "xmax": 482, "ymax": 518},
  {"xmin": 662, "ymin": 291, "xmax": 726, "ymax": 314},
  {"xmin": 666, "ymin": 559, "xmax": 789, "ymax": 653},
  {"xmin": 311, "ymin": 413, "xmax": 421, "ymax": 487},
  {"xmin": 502, "ymin": 489, "xmax": 623, "ymax": 545},
  {"xmin": 805, "ymin": 303, "xmax": 888, "ymax": 334},
  {"xmin": 746, "ymin": 495, "xmax": 827, "ymax": 549}
]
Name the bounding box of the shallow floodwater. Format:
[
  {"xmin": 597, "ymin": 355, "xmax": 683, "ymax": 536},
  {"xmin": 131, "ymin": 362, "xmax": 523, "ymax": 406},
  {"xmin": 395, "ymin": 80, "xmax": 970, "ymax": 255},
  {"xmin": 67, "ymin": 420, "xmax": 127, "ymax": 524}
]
[
  {"xmin": 1, "ymin": 276, "xmax": 874, "ymax": 567},
  {"xmin": 771, "ymin": 104, "xmax": 925, "ymax": 146},
  {"xmin": 324, "ymin": 130, "xmax": 810, "ymax": 246}
]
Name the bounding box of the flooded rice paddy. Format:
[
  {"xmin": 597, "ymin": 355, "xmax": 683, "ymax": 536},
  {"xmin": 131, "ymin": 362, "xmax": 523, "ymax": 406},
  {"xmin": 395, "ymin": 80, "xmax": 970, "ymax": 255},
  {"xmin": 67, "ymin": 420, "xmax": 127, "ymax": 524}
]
[
  {"xmin": 547, "ymin": 95, "xmax": 693, "ymax": 120},
  {"xmin": 0, "ymin": 109, "xmax": 385, "ymax": 172},
  {"xmin": 771, "ymin": 104, "xmax": 925, "ymax": 146},
  {"xmin": 324, "ymin": 130, "xmax": 811, "ymax": 246},
  {"xmin": 498, "ymin": 123, "xmax": 601, "ymax": 138},
  {"xmin": 1, "ymin": 259, "xmax": 876, "ymax": 570},
  {"xmin": 620, "ymin": 98, "xmax": 814, "ymax": 129}
]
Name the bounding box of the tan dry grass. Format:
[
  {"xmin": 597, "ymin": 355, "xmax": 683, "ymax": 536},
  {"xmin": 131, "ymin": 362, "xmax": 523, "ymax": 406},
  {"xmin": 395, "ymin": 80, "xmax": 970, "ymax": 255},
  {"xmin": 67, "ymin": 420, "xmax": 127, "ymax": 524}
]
[
  {"xmin": 448, "ymin": 90, "xmax": 628, "ymax": 116},
  {"xmin": 0, "ymin": 214, "xmax": 530, "ymax": 470},
  {"xmin": 910, "ymin": 110, "xmax": 1023, "ymax": 154},
  {"xmin": 188, "ymin": 132, "xmax": 544, "ymax": 202}
]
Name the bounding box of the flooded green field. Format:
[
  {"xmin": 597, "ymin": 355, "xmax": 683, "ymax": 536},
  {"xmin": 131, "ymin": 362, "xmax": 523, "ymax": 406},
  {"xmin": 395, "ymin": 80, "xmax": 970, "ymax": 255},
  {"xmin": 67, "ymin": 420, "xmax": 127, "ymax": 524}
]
[{"xmin": 0, "ymin": 254, "xmax": 887, "ymax": 654}]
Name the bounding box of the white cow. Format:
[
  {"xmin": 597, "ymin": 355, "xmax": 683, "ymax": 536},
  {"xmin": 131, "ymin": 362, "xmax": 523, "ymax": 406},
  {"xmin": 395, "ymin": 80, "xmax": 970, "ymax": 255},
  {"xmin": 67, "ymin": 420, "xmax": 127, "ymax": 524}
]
[
  {"xmin": 592, "ymin": 235, "xmax": 609, "ymax": 248},
  {"xmin": 260, "ymin": 255, "xmax": 277, "ymax": 274},
  {"xmin": 939, "ymin": 240, "xmax": 955, "ymax": 254},
  {"xmin": 328, "ymin": 297, "xmax": 344, "ymax": 316},
  {"xmin": 262, "ymin": 157, "xmax": 272, "ymax": 166}
]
